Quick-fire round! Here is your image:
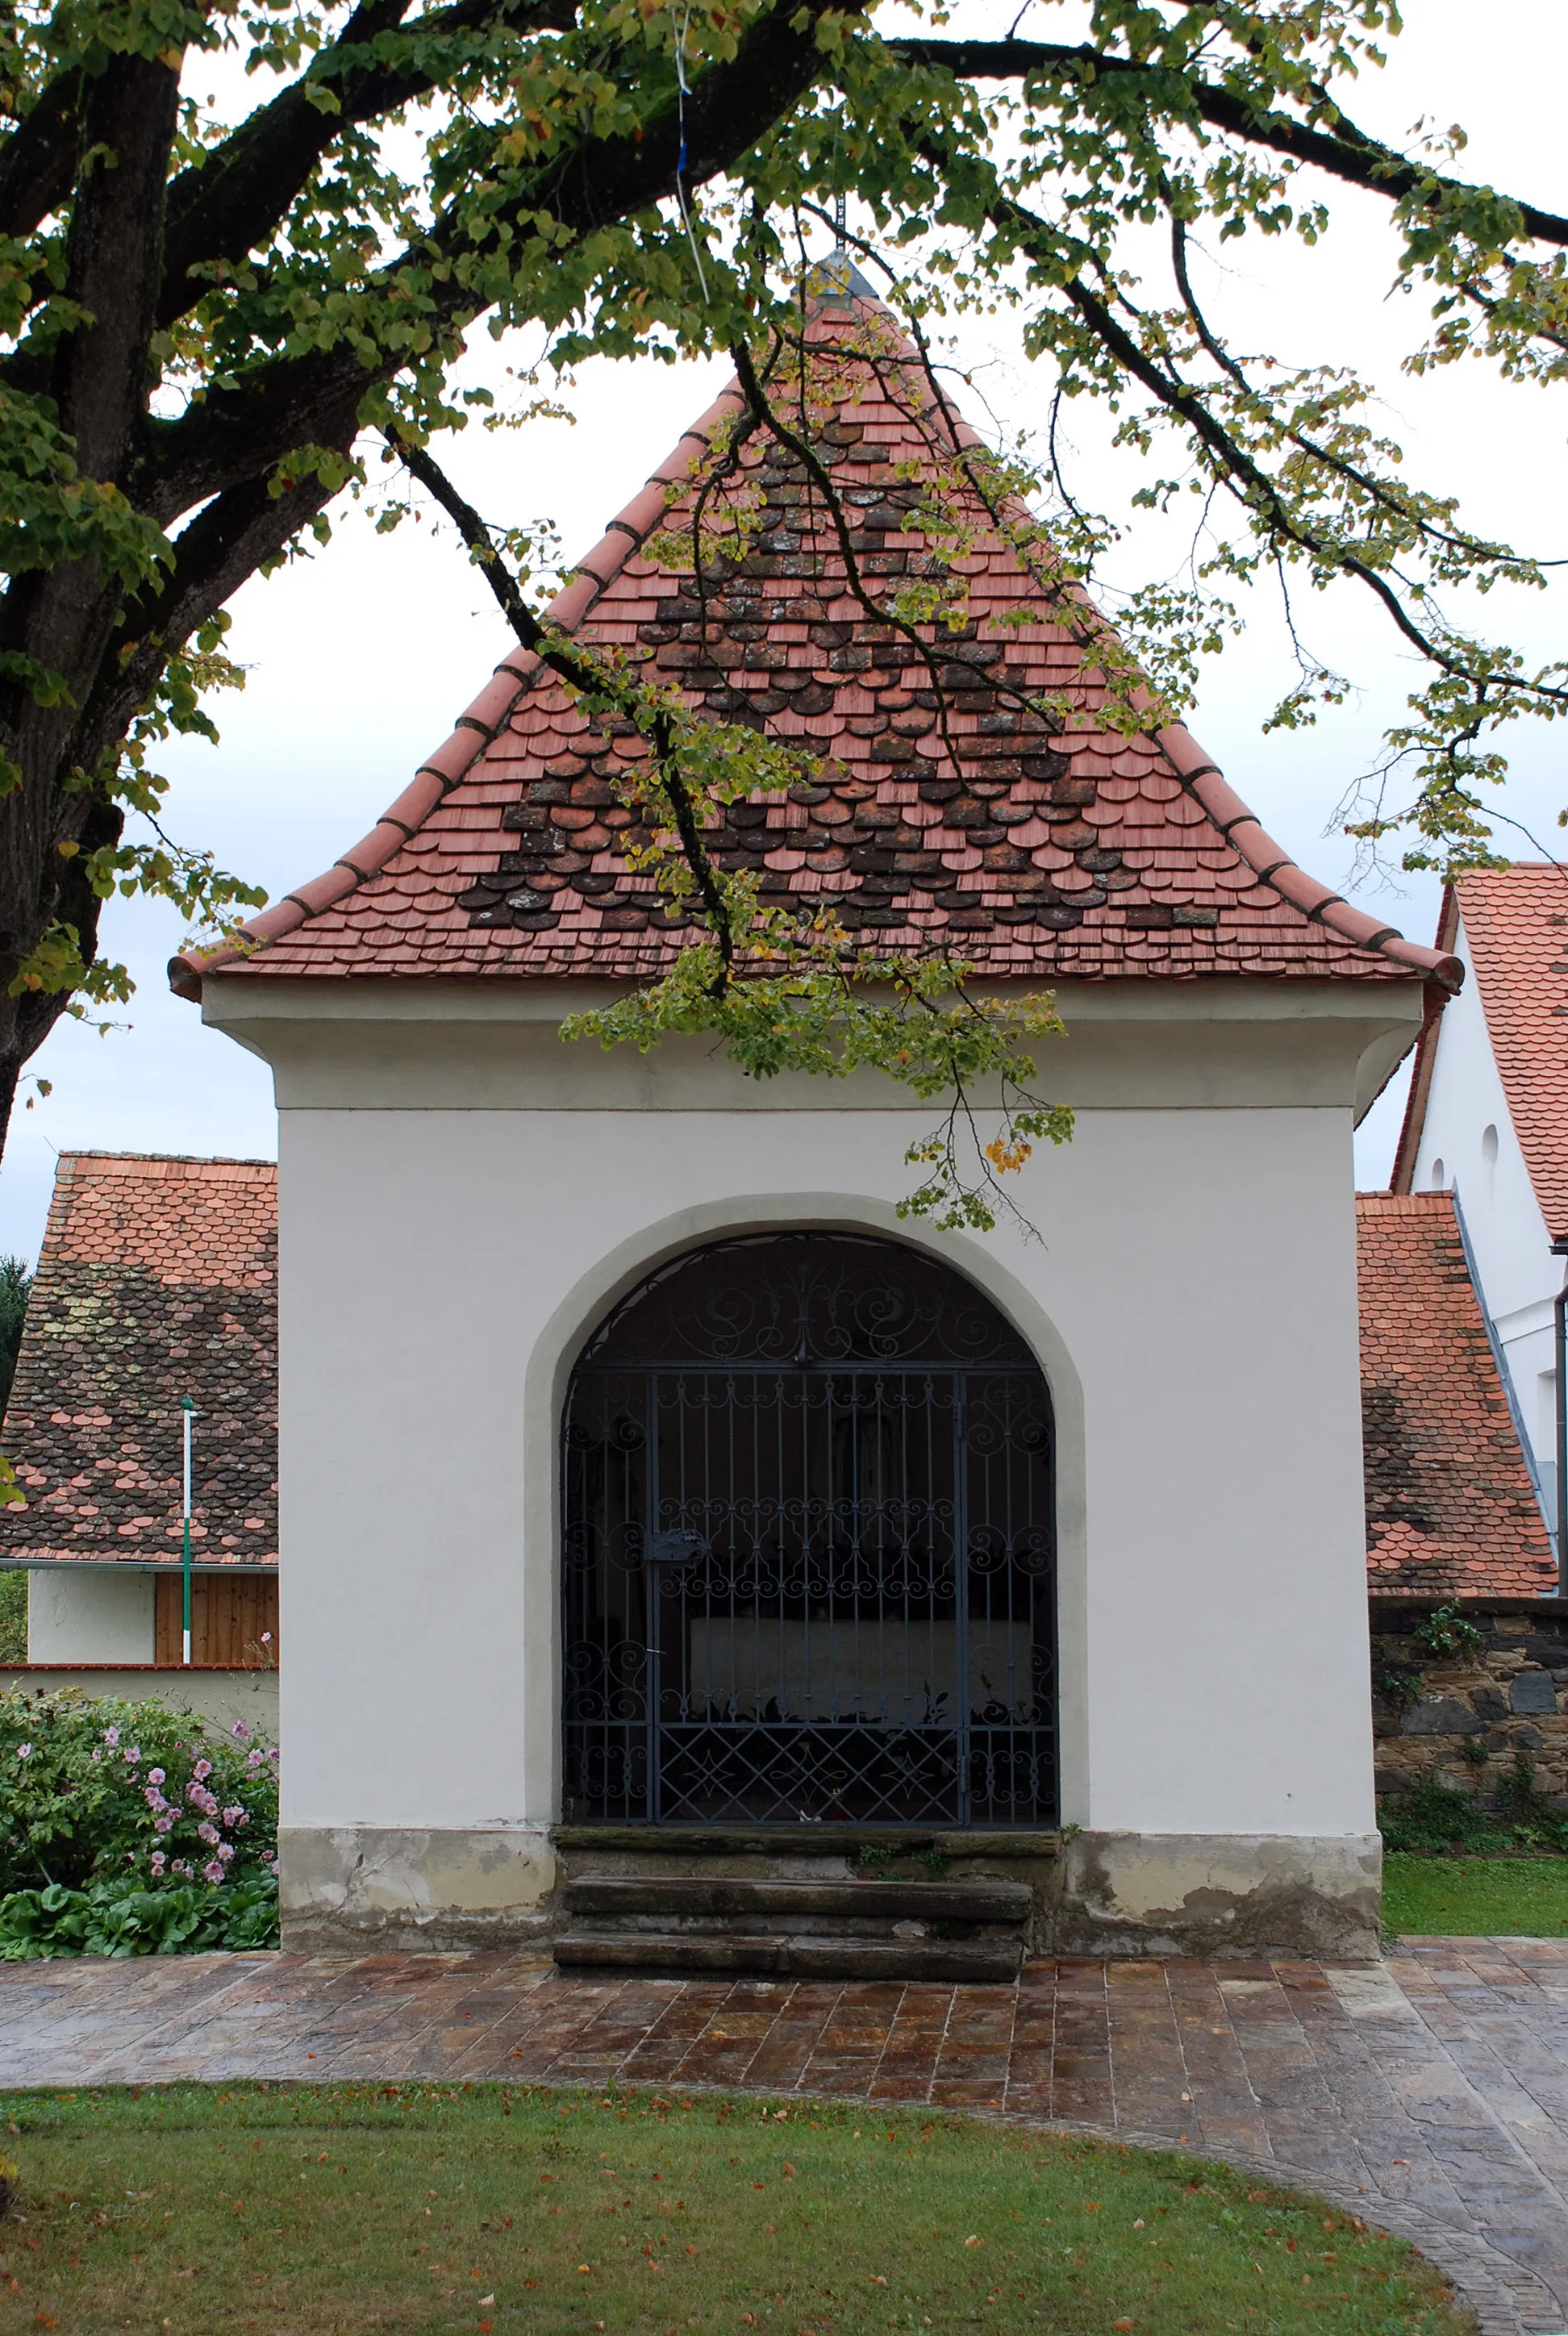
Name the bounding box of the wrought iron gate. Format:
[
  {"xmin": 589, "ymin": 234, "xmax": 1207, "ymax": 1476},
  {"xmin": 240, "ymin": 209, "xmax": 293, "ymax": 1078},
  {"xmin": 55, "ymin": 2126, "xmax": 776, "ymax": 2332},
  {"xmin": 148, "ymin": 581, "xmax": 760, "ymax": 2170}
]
[{"xmin": 561, "ymin": 1234, "xmax": 1057, "ymax": 1826}]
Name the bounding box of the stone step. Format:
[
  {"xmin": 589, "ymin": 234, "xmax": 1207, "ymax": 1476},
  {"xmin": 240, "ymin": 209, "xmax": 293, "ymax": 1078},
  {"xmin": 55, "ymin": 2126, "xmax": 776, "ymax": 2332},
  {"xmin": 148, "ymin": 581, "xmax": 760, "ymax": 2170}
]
[
  {"xmin": 564, "ymin": 1875, "xmax": 1031, "ymax": 1924},
  {"xmin": 553, "ymin": 1929, "xmax": 1024, "ymax": 1983},
  {"xmin": 553, "ymin": 1825, "xmax": 1060, "ymax": 1859}
]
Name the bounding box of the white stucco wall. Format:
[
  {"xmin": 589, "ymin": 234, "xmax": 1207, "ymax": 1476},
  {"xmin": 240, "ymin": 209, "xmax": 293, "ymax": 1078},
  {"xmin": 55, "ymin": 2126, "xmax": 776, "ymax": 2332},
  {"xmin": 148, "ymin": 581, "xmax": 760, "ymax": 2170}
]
[
  {"xmin": 204, "ymin": 974, "xmax": 1416, "ymax": 1863},
  {"xmin": 1409, "ymin": 913, "xmax": 1561, "ymax": 1501},
  {"xmin": 26, "ymin": 1569, "xmax": 156, "ymax": 1663}
]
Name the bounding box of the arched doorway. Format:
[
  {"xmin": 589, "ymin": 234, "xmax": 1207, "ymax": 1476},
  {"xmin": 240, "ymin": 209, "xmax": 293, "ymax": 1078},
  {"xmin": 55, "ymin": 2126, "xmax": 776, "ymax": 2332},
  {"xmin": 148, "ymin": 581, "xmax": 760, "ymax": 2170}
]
[{"xmin": 561, "ymin": 1233, "xmax": 1057, "ymax": 1827}]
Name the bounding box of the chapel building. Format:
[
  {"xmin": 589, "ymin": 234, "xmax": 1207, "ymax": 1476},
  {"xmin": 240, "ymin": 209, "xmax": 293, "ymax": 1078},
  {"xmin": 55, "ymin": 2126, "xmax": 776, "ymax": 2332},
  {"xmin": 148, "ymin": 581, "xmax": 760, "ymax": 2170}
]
[{"xmin": 168, "ymin": 282, "xmax": 1461, "ymax": 1965}]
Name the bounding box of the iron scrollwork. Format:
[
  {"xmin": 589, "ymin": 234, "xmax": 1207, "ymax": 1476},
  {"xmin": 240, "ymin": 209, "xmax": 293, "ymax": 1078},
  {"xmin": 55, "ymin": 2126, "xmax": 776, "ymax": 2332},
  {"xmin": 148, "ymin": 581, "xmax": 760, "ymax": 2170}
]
[{"xmin": 561, "ymin": 1233, "xmax": 1057, "ymax": 1827}]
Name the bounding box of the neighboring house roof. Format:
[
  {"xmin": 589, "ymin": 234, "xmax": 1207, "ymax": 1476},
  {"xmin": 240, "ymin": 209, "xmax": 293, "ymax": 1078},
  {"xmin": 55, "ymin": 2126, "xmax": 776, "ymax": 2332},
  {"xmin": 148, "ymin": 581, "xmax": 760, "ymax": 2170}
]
[
  {"xmin": 2, "ymin": 1153, "xmax": 277, "ymax": 1567},
  {"xmin": 172, "ymin": 294, "xmax": 1461, "ymax": 997},
  {"xmin": 1393, "ymin": 865, "xmax": 1568, "ymax": 1238},
  {"xmin": 1357, "ymin": 1191, "xmax": 1555, "ymax": 1596}
]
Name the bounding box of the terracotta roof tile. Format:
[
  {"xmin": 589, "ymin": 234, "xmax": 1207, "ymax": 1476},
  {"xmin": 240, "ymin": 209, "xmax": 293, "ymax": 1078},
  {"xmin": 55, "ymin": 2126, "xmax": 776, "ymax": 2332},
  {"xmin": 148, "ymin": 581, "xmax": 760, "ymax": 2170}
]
[
  {"xmin": 1357, "ymin": 1191, "xmax": 1555, "ymax": 1596},
  {"xmin": 173, "ymin": 299, "xmax": 1460, "ymax": 998},
  {"xmin": 2, "ymin": 1153, "xmax": 277, "ymax": 1568}
]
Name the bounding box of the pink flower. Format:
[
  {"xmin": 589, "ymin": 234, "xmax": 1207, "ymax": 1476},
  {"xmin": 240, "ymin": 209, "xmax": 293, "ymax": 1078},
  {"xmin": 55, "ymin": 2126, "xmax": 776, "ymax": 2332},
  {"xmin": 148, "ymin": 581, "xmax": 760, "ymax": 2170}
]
[
  {"xmin": 150, "ymin": 1852, "xmax": 166, "ymax": 1875},
  {"xmin": 15, "ymin": 1743, "xmax": 30, "ymax": 1761},
  {"xmin": 144, "ymin": 1787, "xmax": 165, "ymax": 1809},
  {"xmin": 123, "ymin": 1747, "xmax": 140, "ymax": 1764},
  {"xmin": 197, "ymin": 1821, "xmax": 219, "ymax": 1846},
  {"xmin": 248, "ymin": 1749, "xmax": 265, "ymax": 1767},
  {"xmin": 148, "ymin": 1767, "xmax": 165, "ymax": 1786},
  {"xmin": 202, "ymin": 1859, "xmax": 224, "ymax": 1884},
  {"xmin": 231, "ymin": 1721, "xmax": 250, "ymax": 1739},
  {"xmin": 90, "ymin": 1748, "xmax": 101, "ymax": 1762},
  {"xmin": 217, "ymin": 1842, "xmax": 234, "ymax": 1863},
  {"xmin": 154, "ymin": 1814, "xmax": 174, "ymax": 1834},
  {"xmin": 102, "ymin": 1726, "xmax": 119, "ymax": 1747},
  {"xmin": 222, "ymin": 1805, "xmax": 246, "ymax": 1829},
  {"xmin": 193, "ymin": 1758, "xmax": 212, "ymax": 1782},
  {"xmin": 260, "ymin": 1632, "xmax": 272, "ymax": 1646}
]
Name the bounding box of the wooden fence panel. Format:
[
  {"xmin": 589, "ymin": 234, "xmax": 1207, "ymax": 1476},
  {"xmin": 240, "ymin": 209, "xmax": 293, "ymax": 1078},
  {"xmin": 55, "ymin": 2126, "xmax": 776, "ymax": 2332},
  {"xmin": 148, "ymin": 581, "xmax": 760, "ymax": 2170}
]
[{"xmin": 154, "ymin": 1573, "xmax": 278, "ymax": 1667}]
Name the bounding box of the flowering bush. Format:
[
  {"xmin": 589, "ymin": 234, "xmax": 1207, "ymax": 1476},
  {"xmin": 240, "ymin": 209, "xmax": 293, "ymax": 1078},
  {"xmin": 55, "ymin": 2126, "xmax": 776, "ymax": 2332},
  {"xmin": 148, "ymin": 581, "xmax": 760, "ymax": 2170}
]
[{"xmin": 0, "ymin": 1690, "xmax": 278, "ymax": 1954}]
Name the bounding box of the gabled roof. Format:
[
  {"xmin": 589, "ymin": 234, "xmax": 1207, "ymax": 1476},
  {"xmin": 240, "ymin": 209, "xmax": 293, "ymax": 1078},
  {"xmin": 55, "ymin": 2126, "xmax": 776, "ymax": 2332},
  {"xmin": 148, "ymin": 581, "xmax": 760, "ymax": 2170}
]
[
  {"xmin": 1393, "ymin": 866, "xmax": 1568, "ymax": 1238},
  {"xmin": 1357, "ymin": 1191, "xmax": 1555, "ymax": 1597},
  {"xmin": 2, "ymin": 1153, "xmax": 277, "ymax": 1568},
  {"xmin": 172, "ymin": 296, "xmax": 1462, "ymax": 997}
]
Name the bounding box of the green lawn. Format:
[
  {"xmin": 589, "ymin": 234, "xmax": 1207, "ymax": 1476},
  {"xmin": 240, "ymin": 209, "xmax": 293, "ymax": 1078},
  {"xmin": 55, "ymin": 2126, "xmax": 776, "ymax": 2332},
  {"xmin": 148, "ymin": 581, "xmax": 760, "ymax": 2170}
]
[
  {"xmin": 0, "ymin": 2084, "xmax": 1469, "ymax": 2336},
  {"xmin": 1384, "ymin": 1852, "xmax": 1568, "ymax": 1937}
]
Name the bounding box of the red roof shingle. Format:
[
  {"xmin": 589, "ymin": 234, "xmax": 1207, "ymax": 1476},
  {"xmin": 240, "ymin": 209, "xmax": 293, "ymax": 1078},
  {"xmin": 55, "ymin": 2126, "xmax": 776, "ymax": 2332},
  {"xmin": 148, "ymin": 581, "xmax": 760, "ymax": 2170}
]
[
  {"xmin": 2, "ymin": 1153, "xmax": 277, "ymax": 1568},
  {"xmin": 173, "ymin": 298, "xmax": 1461, "ymax": 996},
  {"xmin": 1357, "ymin": 1191, "xmax": 1554, "ymax": 1596}
]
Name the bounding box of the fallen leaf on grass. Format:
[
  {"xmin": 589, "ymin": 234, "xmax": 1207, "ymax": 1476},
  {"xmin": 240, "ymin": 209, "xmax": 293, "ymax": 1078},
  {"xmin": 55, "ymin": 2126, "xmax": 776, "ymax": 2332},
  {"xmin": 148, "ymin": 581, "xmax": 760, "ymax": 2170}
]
[{"xmin": 964, "ymin": 2237, "xmax": 982, "ymax": 2248}]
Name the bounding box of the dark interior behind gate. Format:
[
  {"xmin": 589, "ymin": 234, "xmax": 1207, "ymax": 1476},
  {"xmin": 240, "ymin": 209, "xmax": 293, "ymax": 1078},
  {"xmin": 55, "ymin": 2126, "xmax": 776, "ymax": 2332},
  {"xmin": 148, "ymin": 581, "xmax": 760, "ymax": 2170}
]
[{"xmin": 561, "ymin": 1233, "xmax": 1057, "ymax": 1826}]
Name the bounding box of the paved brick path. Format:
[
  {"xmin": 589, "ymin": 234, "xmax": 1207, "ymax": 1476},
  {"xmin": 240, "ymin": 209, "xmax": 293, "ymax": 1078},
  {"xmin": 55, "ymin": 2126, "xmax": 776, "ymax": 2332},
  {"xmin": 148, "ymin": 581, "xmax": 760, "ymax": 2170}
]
[{"xmin": 2, "ymin": 1942, "xmax": 1568, "ymax": 2335}]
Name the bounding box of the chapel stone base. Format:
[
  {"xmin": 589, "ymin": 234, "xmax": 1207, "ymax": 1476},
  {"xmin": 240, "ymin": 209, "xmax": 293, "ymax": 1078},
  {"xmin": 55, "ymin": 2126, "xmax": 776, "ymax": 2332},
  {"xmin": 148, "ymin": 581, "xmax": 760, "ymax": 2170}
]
[
  {"xmin": 1052, "ymin": 1832, "xmax": 1383, "ymax": 1964},
  {"xmin": 277, "ymin": 1827, "xmax": 558, "ymax": 1952},
  {"xmin": 278, "ymin": 1826, "xmax": 1382, "ymax": 1963}
]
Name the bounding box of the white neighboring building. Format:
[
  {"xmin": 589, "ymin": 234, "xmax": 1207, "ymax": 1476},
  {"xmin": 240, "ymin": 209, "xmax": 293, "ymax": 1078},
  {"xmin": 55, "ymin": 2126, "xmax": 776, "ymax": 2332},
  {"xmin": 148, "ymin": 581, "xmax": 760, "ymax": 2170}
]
[
  {"xmin": 1393, "ymin": 867, "xmax": 1568, "ymax": 1551},
  {"xmin": 173, "ymin": 296, "xmax": 1459, "ymax": 1965}
]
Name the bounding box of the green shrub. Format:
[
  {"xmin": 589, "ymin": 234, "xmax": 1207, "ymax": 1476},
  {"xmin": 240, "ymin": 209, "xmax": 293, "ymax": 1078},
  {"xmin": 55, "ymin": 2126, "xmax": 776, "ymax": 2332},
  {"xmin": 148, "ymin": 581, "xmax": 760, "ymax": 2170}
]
[
  {"xmin": 1380, "ymin": 1758, "xmax": 1568, "ymax": 1857},
  {"xmin": 0, "ymin": 1689, "xmax": 278, "ymax": 1955},
  {"xmin": 1491, "ymin": 1752, "xmax": 1568, "ymax": 1848},
  {"xmin": 0, "ymin": 1874, "xmax": 278, "ymax": 1958},
  {"xmin": 1379, "ymin": 1774, "xmax": 1500, "ymax": 1854},
  {"xmin": 0, "ymin": 1571, "xmax": 24, "ymax": 1664},
  {"xmin": 1411, "ymin": 1602, "xmax": 1484, "ymax": 1662}
]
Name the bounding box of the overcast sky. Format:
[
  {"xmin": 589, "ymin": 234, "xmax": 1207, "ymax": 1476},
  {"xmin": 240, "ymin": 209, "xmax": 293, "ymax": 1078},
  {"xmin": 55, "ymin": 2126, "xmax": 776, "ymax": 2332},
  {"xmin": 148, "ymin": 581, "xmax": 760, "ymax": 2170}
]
[{"xmin": 2, "ymin": 0, "xmax": 1564, "ymax": 1261}]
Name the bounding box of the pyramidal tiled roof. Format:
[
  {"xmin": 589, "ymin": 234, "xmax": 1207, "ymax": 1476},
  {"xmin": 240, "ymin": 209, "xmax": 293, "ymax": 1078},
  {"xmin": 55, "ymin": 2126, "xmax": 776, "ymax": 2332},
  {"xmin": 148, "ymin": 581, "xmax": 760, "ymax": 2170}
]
[
  {"xmin": 1394, "ymin": 866, "xmax": 1568, "ymax": 1237},
  {"xmin": 172, "ymin": 293, "xmax": 1462, "ymax": 995}
]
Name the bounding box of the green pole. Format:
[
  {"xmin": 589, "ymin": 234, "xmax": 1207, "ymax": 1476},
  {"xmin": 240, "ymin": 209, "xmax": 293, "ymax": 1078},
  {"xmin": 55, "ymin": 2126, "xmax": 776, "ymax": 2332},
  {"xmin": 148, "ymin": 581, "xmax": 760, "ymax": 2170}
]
[{"xmin": 181, "ymin": 1397, "xmax": 195, "ymax": 1666}]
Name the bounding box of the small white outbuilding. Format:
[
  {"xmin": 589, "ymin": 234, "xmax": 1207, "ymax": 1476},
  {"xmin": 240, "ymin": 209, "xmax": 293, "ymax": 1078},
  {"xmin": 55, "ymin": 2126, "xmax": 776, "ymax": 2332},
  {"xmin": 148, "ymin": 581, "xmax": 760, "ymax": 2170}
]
[{"xmin": 175, "ymin": 294, "xmax": 1457, "ymax": 1967}]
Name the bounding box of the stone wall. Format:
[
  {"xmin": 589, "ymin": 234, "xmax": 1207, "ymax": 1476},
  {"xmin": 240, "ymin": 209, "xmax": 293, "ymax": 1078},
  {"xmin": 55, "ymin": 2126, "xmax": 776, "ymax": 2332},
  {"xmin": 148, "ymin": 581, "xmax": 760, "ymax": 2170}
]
[{"xmin": 1370, "ymin": 1597, "xmax": 1568, "ymax": 1802}]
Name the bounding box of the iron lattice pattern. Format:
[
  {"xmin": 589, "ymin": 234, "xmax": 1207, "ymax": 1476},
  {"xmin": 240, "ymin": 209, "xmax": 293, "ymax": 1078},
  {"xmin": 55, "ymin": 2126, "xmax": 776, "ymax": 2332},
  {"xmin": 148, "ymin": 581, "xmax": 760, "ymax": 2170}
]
[{"xmin": 562, "ymin": 1236, "xmax": 1057, "ymax": 1827}]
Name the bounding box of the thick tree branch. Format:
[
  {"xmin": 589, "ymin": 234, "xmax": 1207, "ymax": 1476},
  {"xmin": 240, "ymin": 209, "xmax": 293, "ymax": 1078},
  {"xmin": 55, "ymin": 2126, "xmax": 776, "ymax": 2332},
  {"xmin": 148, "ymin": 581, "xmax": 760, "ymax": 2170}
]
[
  {"xmin": 0, "ymin": 50, "xmax": 184, "ymax": 927},
  {"xmin": 889, "ymin": 39, "xmax": 1568, "ymax": 249},
  {"xmin": 0, "ymin": 67, "xmax": 81, "ymax": 242},
  {"xmin": 156, "ymin": 0, "xmax": 578, "ymax": 330},
  {"xmin": 53, "ymin": 54, "xmax": 183, "ymax": 479},
  {"xmin": 136, "ymin": 0, "xmax": 858, "ymax": 526}
]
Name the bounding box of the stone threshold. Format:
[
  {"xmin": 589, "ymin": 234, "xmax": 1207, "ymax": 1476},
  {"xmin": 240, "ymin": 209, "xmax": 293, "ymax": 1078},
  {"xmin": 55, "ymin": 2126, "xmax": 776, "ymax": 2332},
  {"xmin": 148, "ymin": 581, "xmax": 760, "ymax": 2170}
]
[{"xmin": 551, "ymin": 1824, "xmax": 1061, "ymax": 1857}]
